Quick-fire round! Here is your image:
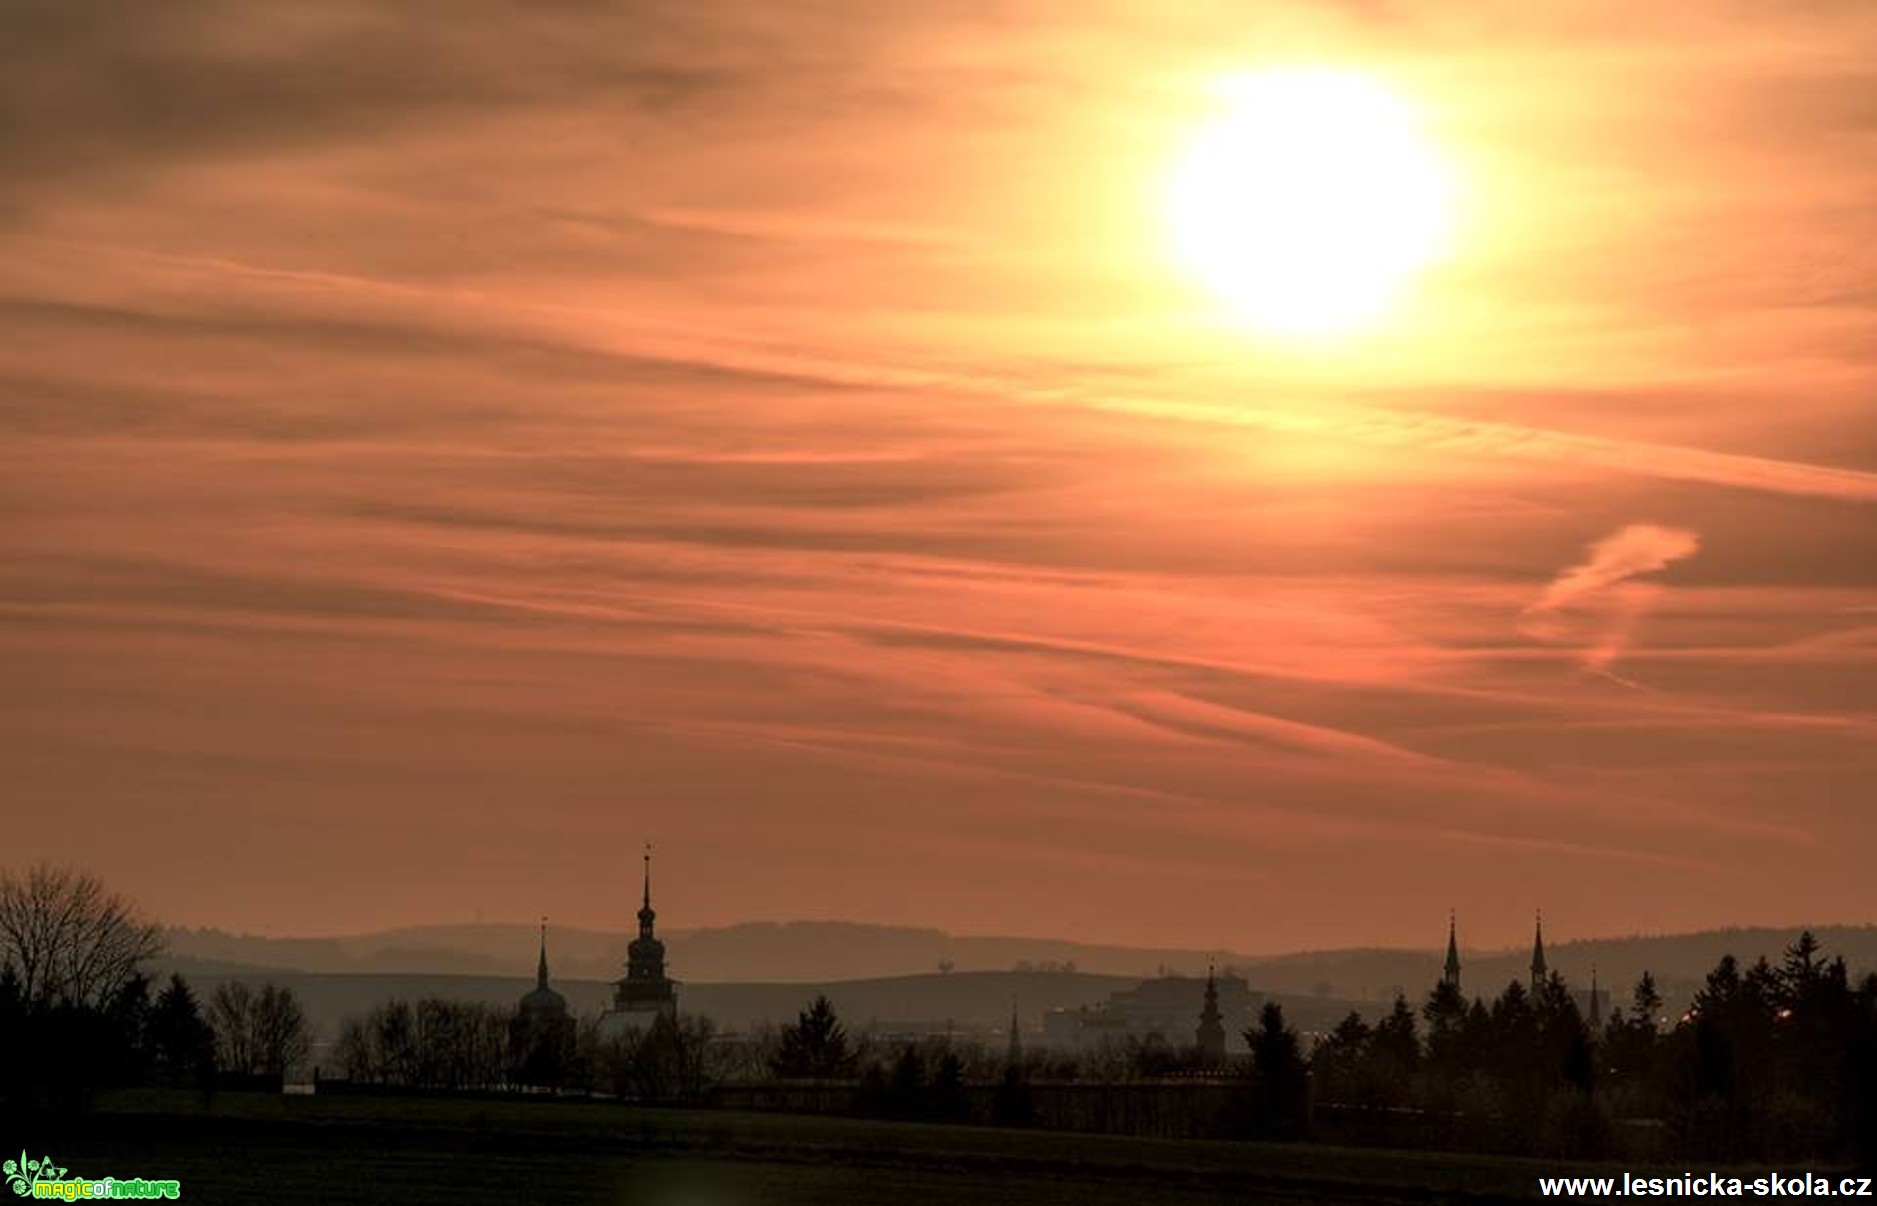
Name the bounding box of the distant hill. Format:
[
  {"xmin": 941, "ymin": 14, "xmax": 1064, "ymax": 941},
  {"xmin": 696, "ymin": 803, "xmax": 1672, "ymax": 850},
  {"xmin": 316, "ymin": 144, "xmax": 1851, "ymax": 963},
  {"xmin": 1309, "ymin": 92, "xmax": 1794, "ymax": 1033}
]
[
  {"xmin": 160, "ymin": 920, "xmax": 1877, "ymax": 1021},
  {"xmin": 160, "ymin": 920, "xmax": 1262, "ymax": 983}
]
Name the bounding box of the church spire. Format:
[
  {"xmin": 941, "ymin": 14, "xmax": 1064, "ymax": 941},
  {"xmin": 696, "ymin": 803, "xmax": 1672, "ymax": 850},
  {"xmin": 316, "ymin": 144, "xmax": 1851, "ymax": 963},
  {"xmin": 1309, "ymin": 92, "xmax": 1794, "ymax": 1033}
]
[
  {"xmin": 1589, "ymin": 963, "xmax": 1602, "ymax": 1030},
  {"xmin": 1443, "ymin": 911, "xmax": 1462, "ymax": 993},
  {"xmin": 1006, "ymin": 995, "xmax": 1022, "ymax": 1069},
  {"xmin": 537, "ymin": 916, "xmax": 550, "ymax": 990},
  {"xmin": 1196, "ymin": 960, "xmax": 1227, "ymax": 1063},
  {"xmin": 606, "ymin": 839, "xmax": 677, "ymax": 1025},
  {"xmin": 638, "ymin": 843, "xmax": 656, "ymax": 937},
  {"xmin": 1531, "ymin": 910, "xmax": 1548, "ymax": 992}
]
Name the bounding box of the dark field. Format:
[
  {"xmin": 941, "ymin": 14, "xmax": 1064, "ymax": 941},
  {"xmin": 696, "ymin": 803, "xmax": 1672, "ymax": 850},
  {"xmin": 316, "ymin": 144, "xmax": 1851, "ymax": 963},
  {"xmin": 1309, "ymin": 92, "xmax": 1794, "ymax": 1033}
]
[{"xmin": 17, "ymin": 1091, "xmax": 1636, "ymax": 1205}]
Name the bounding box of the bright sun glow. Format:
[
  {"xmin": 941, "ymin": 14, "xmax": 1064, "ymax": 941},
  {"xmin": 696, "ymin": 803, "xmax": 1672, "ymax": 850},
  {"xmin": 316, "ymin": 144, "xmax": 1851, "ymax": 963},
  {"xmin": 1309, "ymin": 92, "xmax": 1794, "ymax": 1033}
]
[{"xmin": 1168, "ymin": 69, "xmax": 1456, "ymax": 337}]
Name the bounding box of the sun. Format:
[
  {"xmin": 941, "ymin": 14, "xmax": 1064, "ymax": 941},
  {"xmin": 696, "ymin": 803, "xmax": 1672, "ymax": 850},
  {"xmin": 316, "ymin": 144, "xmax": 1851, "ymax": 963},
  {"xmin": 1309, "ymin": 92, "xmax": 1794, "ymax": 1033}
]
[{"xmin": 1167, "ymin": 69, "xmax": 1456, "ymax": 337}]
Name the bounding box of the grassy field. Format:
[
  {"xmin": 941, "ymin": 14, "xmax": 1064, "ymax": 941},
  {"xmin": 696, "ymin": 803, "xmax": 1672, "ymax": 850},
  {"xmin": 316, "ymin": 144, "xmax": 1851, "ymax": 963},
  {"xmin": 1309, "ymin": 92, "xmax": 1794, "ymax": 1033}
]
[{"xmin": 13, "ymin": 1090, "xmax": 1624, "ymax": 1204}]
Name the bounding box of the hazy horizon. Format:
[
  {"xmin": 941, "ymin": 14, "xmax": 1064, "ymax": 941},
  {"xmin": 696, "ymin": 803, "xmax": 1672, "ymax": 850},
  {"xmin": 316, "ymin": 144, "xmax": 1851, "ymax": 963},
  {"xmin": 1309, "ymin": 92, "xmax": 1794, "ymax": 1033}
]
[{"xmin": 166, "ymin": 909, "xmax": 1877, "ymax": 957}]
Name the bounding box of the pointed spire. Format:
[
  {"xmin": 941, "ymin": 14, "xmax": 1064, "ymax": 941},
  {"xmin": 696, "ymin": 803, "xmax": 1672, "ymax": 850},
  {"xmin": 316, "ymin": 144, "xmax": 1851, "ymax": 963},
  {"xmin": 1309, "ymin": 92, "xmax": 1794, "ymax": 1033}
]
[
  {"xmin": 1589, "ymin": 963, "xmax": 1602, "ymax": 1030},
  {"xmin": 1006, "ymin": 995, "xmax": 1022, "ymax": 1069},
  {"xmin": 537, "ymin": 916, "xmax": 550, "ymax": 990},
  {"xmin": 1196, "ymin": 959, "xmax": 1227, "ymax": 1063},
  {"xmin": 1444, "ymin": 911, "xmax": 1462, "ymax": 992},
  {"xmin": 1531, "ymin": 910, "xmax": 1548, "ymax": 991},
  {"xmin": 637, "ymin": 842, "xmax": 657, "ymax": 937}
]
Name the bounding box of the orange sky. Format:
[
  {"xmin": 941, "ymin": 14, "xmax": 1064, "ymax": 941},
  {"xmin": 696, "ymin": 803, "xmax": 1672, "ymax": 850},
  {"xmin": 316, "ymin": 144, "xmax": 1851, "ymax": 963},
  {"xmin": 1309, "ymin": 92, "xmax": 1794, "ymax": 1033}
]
[{"xmin": 3, "ymin": 0, "xmax": 1875, "ymax": 953}]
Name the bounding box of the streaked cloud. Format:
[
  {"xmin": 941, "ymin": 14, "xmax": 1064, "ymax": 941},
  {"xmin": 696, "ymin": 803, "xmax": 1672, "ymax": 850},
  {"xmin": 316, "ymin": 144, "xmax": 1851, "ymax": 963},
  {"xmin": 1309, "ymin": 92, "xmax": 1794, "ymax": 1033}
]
[{"xmin": 1, "ymin": 0, "xmax": 1873, "ymax": 950}]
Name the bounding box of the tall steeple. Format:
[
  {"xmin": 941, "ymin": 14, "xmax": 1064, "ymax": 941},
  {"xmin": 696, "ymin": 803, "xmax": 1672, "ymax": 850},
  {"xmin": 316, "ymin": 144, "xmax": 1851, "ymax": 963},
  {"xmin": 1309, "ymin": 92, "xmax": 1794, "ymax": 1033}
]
[
  {"xmin": 1196, "ymin": 961, "xmax": 1227, "ymax": 1063},
  {"xmin": 1006, "ymin": 995, "xmax": 1022, "ymax": 1069},
  {"xmin": 517, "ymin": 913, "xmax": 568, "ymax": 1023},
  {"xmin": 1531, "ymin": 910, "xmax": 1548, "ymax": 992},
  {"xmin": 1443, "ymin": 911, "xmax": 1462, "ymax": 993},
  {"xmin": 610, "ymin": 839, "xmax": 677, "ymax": 1022},
  {"xmin": 1588, "ymin": 964, "xmax": 1602, "ymax": 1030},
  {"xmin": 638, "ymin": 842, "xmax": 656, "ymax": 937}
]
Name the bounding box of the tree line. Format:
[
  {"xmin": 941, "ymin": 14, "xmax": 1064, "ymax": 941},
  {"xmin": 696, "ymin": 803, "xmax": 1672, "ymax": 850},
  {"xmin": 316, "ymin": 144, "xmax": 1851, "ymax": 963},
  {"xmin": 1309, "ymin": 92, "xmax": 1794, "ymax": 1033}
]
[
  {"xmin": 330, "ymin": 999, "xmax": 720, "ymax": 1102},
  {"xmin": 6, "ymin": 863, "xmax": 1872, "ymax": 1163},
  {"xmin": 1310, "ymin": 933, "xmax": 1877, "ymax": 1162},
  {"xmin": 0, "ymin": 864, "xmax": 313, "ymax": 1113}
]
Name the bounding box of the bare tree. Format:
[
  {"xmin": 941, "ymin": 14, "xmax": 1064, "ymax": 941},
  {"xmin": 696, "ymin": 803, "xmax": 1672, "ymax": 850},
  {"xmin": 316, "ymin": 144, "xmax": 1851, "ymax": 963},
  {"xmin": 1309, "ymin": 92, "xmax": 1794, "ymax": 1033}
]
[
  {"xmin": 334, "ymin": 1016, "xmax": 378, "ymax": 1082},
  {"xmin": 253, "ymin": 983, "xmax": 311, "ymax": 1080},
  {"xmin": 0, "ymin": 864, "xmax": 162, "ymax": 1010},
  {"xmin": 209, "ymin": 981, "xmax": 312, "ymax": 1080},
  {"xmin": 334, "ymin": 998, "xmax": 511, "ymax": 1090},
  {"xmin": 209, "ymin": 981, "xmax": 259, "ymax": 1076}
]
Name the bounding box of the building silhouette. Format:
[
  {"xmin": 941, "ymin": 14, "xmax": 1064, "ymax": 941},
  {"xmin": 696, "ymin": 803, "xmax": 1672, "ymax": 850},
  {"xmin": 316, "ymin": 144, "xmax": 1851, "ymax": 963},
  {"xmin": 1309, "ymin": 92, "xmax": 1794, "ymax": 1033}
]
[
  {"xmin": 516, "ymin": 918, "xmax": 570, "ymax": 1027},
  {"xmin": 597, "ymin": 845, "xmax": 678, "ymax": 1039},
  {"xmin": 512, "ymin": 918, "xmax": 573, "ymax": 1086},
  {"xmin": 1041, "ymin": 971, "xmax": 1257, "ymax": 1054},
  {"xmin": 1194, "ymin": 963, "xmax": 1227, "ymax": 1064},
  {"xmin": 1439, "ymin": 913, "xmax": 1609, "ymax": 1023}
]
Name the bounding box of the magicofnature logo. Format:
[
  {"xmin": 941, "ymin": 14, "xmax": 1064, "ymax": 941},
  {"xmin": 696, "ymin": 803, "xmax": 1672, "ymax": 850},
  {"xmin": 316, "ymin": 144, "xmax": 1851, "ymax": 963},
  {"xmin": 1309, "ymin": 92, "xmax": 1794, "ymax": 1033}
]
[{"xmin": 6, "ymin": 1151, "xmax": 181, "ymax": 1199}]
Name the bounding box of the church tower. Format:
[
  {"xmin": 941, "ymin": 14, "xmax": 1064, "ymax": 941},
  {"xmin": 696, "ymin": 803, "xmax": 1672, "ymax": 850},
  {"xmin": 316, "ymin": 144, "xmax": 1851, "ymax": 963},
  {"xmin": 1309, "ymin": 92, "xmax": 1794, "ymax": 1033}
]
[
  {"xmin": 1195, "ymin": 962, "xmax": 1227, "ymax": 1064},
  {"xmin": 1530, "ymin": 911, "xmax": 1548, "ymax": 993},
  {"xmin": 612, "ymin": 844, "xmax": 677, "ymax": 1020},
  {"xmin": 512, "ymin": 917, "xmax": 572, "ymax": 1086},
  {"xmin": 1442, "ymin": 912, "xmax": 1462, "ymax": 994},
  {"xmin": 517, "ymin": 917, "xmax": 569, "ymax": 1025}
]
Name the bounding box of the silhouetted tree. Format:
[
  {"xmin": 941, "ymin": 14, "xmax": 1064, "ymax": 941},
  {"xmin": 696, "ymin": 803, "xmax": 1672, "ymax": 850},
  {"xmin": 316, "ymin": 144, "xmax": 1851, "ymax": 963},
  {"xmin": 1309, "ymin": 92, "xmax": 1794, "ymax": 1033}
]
[
  {"xmin": 1850, "ymin": 973, "xmax": 1877, "ymax": 1169},
  {"xmin": 1366, "ymin": 993, "xmax": 1420, "ymax": 1107},
  {"xmin": 1534, "ymin": 972, "xmax": 1594, "ymax": 1093},
  {"xmin": 1310, "ymin": 1011, "xmax": 1372, "ymax": 1105},
  {"xmin": 1124, "ymin": 1032, "xmax": 1183, "ymax": 1080},
  {"xmin": 771, "ymin": 995, "xmax": 855, "ymax": 1079},
  {"xmin": 207, "ymin": 981, "xmax": 308, "ymax": 1082},
  {"xmin": 375, "ymin": 998, "xmax": 419, "ymax": 1083},
  {"xmin": 1423, "ymin": 979, "xmax": 1470, "ymax": 1081},
  {"xmin": 254, "ymin": 983, "xmax": 311, "ymax": 1081},
  {"xmin": 929, "ymin": 1049, "xmax": 969, "ymax": 1121},
  {"xmin": 886, "ymin": 1044, "xmax": 927, "ymax": 1119},
  {"xmin": 1245, "ymin": 1002, "xmax": 1309, "ymax": 1139},
  {"xmin": 332, "ymin": 997, "xmax": 507, "ymax": 1090},
  {"xmin": 1183, "ymin": 938, "xmax": 1874, "ymax": 1161},
  {"xmin": 622, "ymin": 1013, "xmax": 717, "ymax": 1103},
  {"xmin": 145, "ymin": 974, "xmax": 215, "ymax": 1088},
  {"xmin": 1603, "ymin": 971, "xmax": 1666, "ymax": 1119},
  {"xmin": 1633, "ymin": 971, "xmax": 1664, "ymax": 1025},
  {"xmin": 0, "ymin": 864, "xmax": 162, "ymax": 1011},
  {"xmin": 0, "ymin": 868, "xmax": 168, "ymax": 1114},
  {"xmin": 208, "ymin": 982, "xmax": 259, "ymax": 1079}
]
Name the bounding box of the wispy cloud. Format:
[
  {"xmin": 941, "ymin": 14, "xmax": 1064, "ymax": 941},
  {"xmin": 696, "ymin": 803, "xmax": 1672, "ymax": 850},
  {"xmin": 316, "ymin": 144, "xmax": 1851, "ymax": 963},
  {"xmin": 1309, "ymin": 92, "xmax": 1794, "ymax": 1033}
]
[
  {"xmin": 3, "ymin": 0, "xmax": 1876, "ymax": 948},
  {"xmin": 1522, "ymin": 524, "xmax": 1702, "ymax": 675}
]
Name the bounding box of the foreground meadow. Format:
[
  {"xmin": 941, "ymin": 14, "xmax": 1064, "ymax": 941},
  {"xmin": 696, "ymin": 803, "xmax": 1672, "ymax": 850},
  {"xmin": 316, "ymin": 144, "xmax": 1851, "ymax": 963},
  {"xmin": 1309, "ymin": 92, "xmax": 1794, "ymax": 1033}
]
[{"xmin": 11, "ymin": 1090, "xmax": 1656, "ymax": 1204}]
